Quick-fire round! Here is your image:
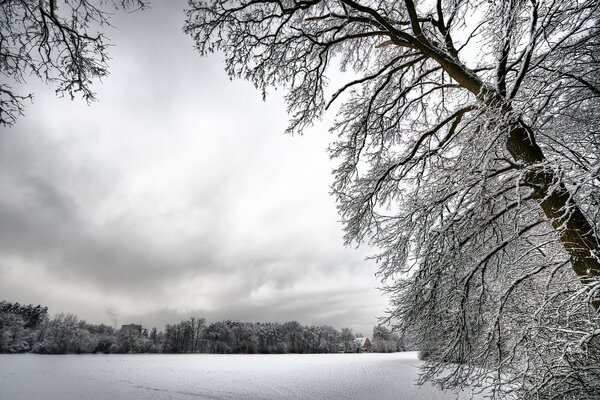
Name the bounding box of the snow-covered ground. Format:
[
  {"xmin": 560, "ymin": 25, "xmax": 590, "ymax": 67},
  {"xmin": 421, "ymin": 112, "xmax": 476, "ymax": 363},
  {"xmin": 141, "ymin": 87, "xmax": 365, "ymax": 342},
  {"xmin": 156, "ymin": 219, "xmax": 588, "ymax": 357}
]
[{"xmin": 0, "ymin": 352, "xmax": 478, "ymax": 399}]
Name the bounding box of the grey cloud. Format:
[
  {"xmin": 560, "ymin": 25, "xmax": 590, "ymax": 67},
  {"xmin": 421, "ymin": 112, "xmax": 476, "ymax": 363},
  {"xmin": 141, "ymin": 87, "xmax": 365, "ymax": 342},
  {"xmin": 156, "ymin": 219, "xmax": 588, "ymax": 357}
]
[{"xmin": 0, "ymin": 0, "xmax": 387, "ymax": 334}]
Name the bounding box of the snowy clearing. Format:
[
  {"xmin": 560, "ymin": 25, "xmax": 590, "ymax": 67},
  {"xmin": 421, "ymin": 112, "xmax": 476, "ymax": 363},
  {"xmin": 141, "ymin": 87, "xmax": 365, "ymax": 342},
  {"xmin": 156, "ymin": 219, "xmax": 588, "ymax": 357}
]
[{"xmin": 0, "ymin": 352, "xmax": 480, "ymax": 399}]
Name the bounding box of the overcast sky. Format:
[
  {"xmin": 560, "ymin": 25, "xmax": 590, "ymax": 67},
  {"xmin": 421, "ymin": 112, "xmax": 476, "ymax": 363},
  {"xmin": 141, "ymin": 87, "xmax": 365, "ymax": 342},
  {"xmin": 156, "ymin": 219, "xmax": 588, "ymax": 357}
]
[{"xmin": 0, "ymin": 1, "xmax": 388, "ymax": 335}]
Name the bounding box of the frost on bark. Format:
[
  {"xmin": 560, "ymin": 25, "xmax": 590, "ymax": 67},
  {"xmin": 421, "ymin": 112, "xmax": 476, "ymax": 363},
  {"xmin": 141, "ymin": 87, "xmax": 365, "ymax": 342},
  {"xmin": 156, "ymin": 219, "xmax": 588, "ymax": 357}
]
[{"xmin": 184, "ymin": 0, "xmax": 600, "ymax": 397}]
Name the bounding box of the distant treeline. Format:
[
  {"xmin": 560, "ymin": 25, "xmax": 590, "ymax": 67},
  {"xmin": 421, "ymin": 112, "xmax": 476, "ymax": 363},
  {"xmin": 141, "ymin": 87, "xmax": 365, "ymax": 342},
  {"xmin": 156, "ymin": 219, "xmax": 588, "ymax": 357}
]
[{"xmin": 0, "ymin": 301, "xmax": 408, "ymax": 354}]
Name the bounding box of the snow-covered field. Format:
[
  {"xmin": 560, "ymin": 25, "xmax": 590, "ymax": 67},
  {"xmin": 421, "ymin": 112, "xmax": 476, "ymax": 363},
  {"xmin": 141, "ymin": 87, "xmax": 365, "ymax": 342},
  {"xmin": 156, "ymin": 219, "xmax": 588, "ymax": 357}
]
[{"xmin": 0, "ymin": 352, "xmax": 477, "ymax": 399}]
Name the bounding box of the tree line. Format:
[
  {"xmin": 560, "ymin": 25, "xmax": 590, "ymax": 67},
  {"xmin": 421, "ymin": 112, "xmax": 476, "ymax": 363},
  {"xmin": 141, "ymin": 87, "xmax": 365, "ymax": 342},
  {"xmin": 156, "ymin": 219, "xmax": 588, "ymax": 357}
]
[{"xmin": 0, "ymin": 301, "xmax": 407, "ymax": 354}]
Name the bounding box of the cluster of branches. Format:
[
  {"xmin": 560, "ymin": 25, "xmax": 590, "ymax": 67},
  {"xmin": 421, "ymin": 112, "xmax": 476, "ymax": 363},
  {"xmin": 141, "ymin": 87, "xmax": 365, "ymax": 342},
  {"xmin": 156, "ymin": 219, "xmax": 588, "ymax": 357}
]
[
  {"xmin": 184, "ymin": 0, "xmax": 600, "ymax": 398},
  {"xmin": 0, "ymin": 300, "xmax": 408, "ymax": 354},
  {"xmin": 0, "ymin": 0, "xmax": 146, "ymax": 126}
]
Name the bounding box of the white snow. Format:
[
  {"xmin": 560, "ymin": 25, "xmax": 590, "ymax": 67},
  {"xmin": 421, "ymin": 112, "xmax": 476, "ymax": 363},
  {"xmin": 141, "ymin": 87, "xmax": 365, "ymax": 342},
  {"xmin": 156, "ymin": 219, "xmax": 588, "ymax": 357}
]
[{"xmin": 0, "ymin": 352, "xmax": 479, "ymax": 399}]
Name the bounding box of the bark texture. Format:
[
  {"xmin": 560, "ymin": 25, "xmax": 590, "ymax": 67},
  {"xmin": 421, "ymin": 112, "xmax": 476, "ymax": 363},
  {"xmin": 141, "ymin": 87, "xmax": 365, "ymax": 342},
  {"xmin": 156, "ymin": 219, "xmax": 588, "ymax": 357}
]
[{"xmin": 507, "ymin": 122, "xmax": 600, "ymax": 307}]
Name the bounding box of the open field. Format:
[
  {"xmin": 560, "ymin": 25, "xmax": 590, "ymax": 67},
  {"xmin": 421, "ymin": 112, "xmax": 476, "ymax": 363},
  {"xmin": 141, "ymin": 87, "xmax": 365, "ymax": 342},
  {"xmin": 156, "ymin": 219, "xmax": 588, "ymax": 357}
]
[{"xmin": 0, "ymin": 351, "xmax": 480, "ymax": 400}]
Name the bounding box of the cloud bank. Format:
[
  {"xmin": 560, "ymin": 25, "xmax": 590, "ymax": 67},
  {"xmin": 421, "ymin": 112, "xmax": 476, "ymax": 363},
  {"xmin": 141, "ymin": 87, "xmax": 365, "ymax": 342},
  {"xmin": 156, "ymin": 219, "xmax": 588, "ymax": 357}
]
[{"xmin": 0, "ymin": 1, "xmax": 387, "ymax": 335}]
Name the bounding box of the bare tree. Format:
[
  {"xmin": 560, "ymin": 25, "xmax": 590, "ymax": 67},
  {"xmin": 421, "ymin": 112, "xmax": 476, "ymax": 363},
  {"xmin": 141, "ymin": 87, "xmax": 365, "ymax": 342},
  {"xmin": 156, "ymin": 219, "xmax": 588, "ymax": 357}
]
[
  {"xmin": 185, "ymin": 0, "xmax": 600, "ymax": 398},
  {"xmin": 340, "ymin": 327, "xmax": 355, "ymax": 352},
  {"xmin": 0, "ymin": 0, "xmax": 147, "ymax": 127}
]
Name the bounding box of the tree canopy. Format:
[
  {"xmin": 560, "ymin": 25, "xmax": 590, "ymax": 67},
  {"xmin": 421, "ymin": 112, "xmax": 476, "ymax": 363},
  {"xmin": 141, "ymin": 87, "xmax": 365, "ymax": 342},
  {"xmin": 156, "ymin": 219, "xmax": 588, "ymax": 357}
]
[{"xmin": 185, "ymin": 0, "xmax": 600, "ymax": 398}]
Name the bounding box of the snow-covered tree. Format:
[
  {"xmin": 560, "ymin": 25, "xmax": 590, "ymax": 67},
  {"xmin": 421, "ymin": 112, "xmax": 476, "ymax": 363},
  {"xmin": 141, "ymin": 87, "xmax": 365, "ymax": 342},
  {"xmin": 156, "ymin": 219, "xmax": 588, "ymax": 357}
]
[
  {"xmin": 34, "ymin": 313, "xmax": 85, "ymax": 354},
  {"xmin": 0, "ymin": 0, "xmax": 147, "ymax": 127},
  {"xmin": 340, "ymin": 327, "xmax": 355, "ymax": 352},
  {"xmin": 185, "ymin": 0, "xmax": 600, "ymax": 397},
  {"xmin": 372, "ymin": 325, "xmax": 404, "ymax": 353}
]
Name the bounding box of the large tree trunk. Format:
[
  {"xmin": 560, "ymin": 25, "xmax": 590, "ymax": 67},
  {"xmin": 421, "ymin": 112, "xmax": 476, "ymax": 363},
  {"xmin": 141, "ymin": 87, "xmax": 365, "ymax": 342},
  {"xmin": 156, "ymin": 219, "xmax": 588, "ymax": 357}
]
[
  {"xmin": 425, "ymin": 49, "xmax": 600, "ymax": 308},
  {"xmin": 507, "ymin": 121, "xmax": 600, "ymax": 309}
]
